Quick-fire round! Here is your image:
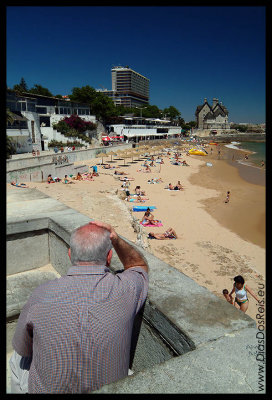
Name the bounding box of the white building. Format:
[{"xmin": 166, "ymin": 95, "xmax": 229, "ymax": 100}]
[
  {"xmin": 6, "ymin": 90, "xmax": 96, "ymax": 153},
  {"xmin": 108, "ymin": 117, "xmax": 181, "ymax": 142},
  {"xmin": 97, "ymin": 66, "xmax": 150, "ymax": 108}
]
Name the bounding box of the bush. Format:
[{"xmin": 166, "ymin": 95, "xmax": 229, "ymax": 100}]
[
  {"xmin": 6, "ymin": 136, "xmax": 16, "ymax": 159},
  {"xmin": 48, "ymin": 139, "xmax": 85, "ymax": 148}
]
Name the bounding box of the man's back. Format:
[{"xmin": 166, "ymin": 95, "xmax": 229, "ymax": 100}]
[{"xmin": 12, "ymin": 265, "xmax": 148, "ymax": 393}]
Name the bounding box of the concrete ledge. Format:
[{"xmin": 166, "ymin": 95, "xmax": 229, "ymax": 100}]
[
  {"xmin": 94, "ymin": 327, "xmax": 264, "ymax": 393},
  {"xmin": 7, "ymin": 265, "xmax": 61, "ymax": 318}
]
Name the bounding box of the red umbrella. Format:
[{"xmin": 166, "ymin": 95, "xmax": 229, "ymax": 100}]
[{"xmin": 102, "ymin": 136, "xmax": 111, "ymax": 141}]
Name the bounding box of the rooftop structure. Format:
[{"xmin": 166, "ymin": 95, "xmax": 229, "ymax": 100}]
[{"xmin": 97, "ymin": 66, "xmax": 150, "ymax": 108}]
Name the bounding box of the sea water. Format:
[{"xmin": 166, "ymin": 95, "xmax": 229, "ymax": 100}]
[
  {"xmin": 239, "ymin": 142, "xmax": 266, "ymax": 165},
  {"xmin": 225, "ymin": 141, "xmax": 266, "ymax": 167}
]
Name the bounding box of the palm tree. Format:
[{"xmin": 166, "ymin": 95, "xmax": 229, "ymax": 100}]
[{"xmin": 6, "ymin": 108, "xmax": 15, "ymax": 125}]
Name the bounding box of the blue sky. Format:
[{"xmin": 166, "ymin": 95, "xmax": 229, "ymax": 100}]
[{"xmin": 6, "ymin": 6, "xmax": 266, "ymax": 123}]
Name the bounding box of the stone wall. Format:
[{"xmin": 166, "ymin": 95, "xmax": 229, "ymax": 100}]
[{"xmin": 6, "ymin": 143, "xmax": 133, "ymax": 182}]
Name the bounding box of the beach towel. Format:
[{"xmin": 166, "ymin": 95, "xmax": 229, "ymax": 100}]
[
  {"xmin": 133, "ymin": 206, "xmax": 157, "ymax": 212},
  {"xmin": 140, "ymin": 220, "xmax": 162, "ymax": 227},
  {"xmin": 128, "ymin": 198, "xmax": 146, "ymax": 203}
]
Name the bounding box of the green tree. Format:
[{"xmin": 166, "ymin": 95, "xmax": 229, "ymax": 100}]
[
  {"xmin": 69, "ymin": 85, "xmax": 116, "ymax": 123},
  {"xmin": 13, "ymin": 77, "xmax": 28, "ymax": 94},
  {"xmin": 55, "ymin": 94, "xmax": 63, "ymax": 99},
  {"xmin": 69, "ymin": 85, "xmax": 97, "ymax": 104},
  {"xmin": 187, "ymin": 121, "xmax": 197, "ymax": 128},
  {"xmin": 29, "ymin": 84, "xmax": 53, "ymax": 97},
  {"xmin": 6, "ymin": 136, "xmax": 16, "ymax": 159},
  {"xmin": 163, "ymin": 106, "xmax": 181, "ymax": 121}
]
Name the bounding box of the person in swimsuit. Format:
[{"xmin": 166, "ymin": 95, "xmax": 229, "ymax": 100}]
[
  {"xmin": 229, "ymin": 275, "xmax": 260, "ymax": 313},
  {"xmin": 222, "ymin": 289, "xmax": 233, "ymax": 305},
  {"xmin": 176, "ymin": 181, "xmax": 184, "ymax": 190},
  {"xmin": 148, "ymin": 228, "xmax": 178, "ymax": 240},
  {"xmin": 47, "ymin": 174, "xmax": 54, "ymax": 184},
  {"xmin": 135, "ymin": 186, "xmax": 146, "ymax": 196},
  {"xmin": 225, "ymin": 191, "xmax": 230, "ymax": 203},
  {"xmin": 63, "ymin": 175, "xmax": 74, "ymax": 184},
  {"xmin": 76, "ymin": 172, "xmax": 83, "ymax": 181},
  {"xmin": 11, "ymin": 181, "xmax": 29, "ymax": 188},
  {"xmin": 141, "ymin": 208, "xmax": 156, "ymax": 225}
]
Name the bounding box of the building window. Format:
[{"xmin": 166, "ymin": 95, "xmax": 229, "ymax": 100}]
[
  {"xmin": 20, "ymin": 102, "xmax": 26, "ymax": 111},
  {"xmin": 40, "ymin": 116, "xmax": 50, "ymax": 127},
  {"xmin": 36, "ymin": 106, "xmax": 47, "ymax": 114}
]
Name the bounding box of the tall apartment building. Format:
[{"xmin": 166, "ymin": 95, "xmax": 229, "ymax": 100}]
[{"xmin": 97, "ymin": 66, "xmax": 150, "ymax": 108}]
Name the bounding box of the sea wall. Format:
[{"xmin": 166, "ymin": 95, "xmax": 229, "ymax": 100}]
[
  {"xmin": 195, "ymin": 131, "xmax": 266, "ymax": 142},
  {"xmin": 6, "ymin": 143, "xmax": 133, "ymax": 182}
]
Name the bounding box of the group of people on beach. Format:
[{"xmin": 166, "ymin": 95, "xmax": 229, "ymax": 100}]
[{"xmin": 46, "ymin": 165, "xmax": 99, "ymax": 185}]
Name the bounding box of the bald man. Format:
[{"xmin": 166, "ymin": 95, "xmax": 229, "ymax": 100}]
[{"xmin": 10, "ymin": 221, "xmax": 149, "ymax": 393}]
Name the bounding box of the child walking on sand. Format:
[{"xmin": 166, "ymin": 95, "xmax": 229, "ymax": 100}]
[{"xmin": 225, "ymin": 191, "xmax": 230, "ymax": 203}]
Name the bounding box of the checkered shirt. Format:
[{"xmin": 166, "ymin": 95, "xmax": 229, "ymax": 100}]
[{"xmin": 12, "ymin": 265, "xmax": 148, "ymax": 393}]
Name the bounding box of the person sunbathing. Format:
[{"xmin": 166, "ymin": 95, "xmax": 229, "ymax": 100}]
[
  {"xmin": 114, "ymin": 170, "xmax": 126, "ymax": 175},
  {"xmin": 63, "ymin": 175, "xmax": 75, "ymax": 184},
  {"xmin": 145, "ymin": 166, "xmax": 151, "ymax": 172},
  {"xmin": 103, "ymin": 164, "xmax": 112, "ymax": 169},
  {"xmin": 141, "ymin": 208, "xmax": 157, "ymax": 225},
  {"xmin": 176, "ymin": 181, "xmax": 184, "ymax": 190},
  {"xmin": 154, "ymin": 178, "xmax": 163, "ymax": 183},
  {"xmin": 11, "ymin": 181, "xmax": 29, "ymax": 188},
  {"xmin": 182, "ymin": 160, "xmax": 189, "ymax": 166},
  {"xmin": 76, "ymin": 172, "xmax": 83, "ymax": 181},
  {"xmin": 47, "ymin": 174, "xmax": 54, "ymax": 184},
  {"xmin": 148, "ymin": 228, "xmax": 178, "ymax": 240},
  {"xmin": 127, "ymin": 195, "xmax": 145, "ymax": 203},
  {"xmin": 119, "ymin": 177, "xmax": 134, "ymax": 181},
  {"xmin": 82, "ymin": 173, "xmax": 94, "ymax": 181},
  {"xmin": 135, "ymin": 186, "xmax": 146, "ymax": 196},
  {"xmin": 168, "ymin": 183, "xmax": 174, "ymax": 190}
]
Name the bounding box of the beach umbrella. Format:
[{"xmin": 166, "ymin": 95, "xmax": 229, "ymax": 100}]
[
  {"xmin": 114, "ymin": 149, "xmax": 125, "ymax": 160},
  {"xmin": 96, "ymin": 151, "xmax": 107, "ymax": 165},
  {"xmin": 122, "ymin": 150, "xmax": 132, "ymax": 165},
  {"xmin": 126, "ymin": 150, "xmax": 139, "ymax": 163},
  {"xmin": 117, "ymin": 150, "xmax": 131, "ymax": 167},
  {"xmin": 132, "ymin": 148, "xmax": 144, "ymax": 161},
  {"xmin": 107, "ymin": 150, "xmax": 117, "ymax": 163}
]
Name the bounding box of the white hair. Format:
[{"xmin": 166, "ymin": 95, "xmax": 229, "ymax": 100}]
[{"xmin": 70, "ymin": 224, "xmax": 112, "ymax": 265}]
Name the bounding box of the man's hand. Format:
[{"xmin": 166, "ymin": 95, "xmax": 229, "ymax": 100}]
[
  {"xmin": 89, "ymin": 220, "xmax": 148, "ymax": 273},
  {"xmin": 89, "ymin": 220, "xmax": 118, "ymax": 243}
]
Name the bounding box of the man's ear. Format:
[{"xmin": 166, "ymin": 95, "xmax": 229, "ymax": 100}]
[
  {"xmin": 68, "ymin": 248, "xmax": 71, "ymax": 260},
  {"xmin": 106, "ymin": 249, "xmax": 113, "ymax": 266}
]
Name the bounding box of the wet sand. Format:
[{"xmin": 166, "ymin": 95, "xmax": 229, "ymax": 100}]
[
  {"xmin": 7, "ymin": 141, "xmax": 265, "ymax": 321},
  {"xmin": 189, "ymin": 145, "xmax": 265, "ymax": 249}
]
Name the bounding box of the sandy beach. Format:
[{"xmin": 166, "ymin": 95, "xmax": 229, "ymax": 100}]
[{"xmin": 7, "ymin": 141, "xmax": 265, "ymax": 321}]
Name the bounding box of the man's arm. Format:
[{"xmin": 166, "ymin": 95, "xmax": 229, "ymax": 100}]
[{"xmin": 89, "ymin": 221, "xmax": 148, "ymax": 273}]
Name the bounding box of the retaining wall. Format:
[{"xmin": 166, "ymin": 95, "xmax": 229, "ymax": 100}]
[{"xmin": 6, "ymin": 143, "xmax": 133, "ymax": 182}]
